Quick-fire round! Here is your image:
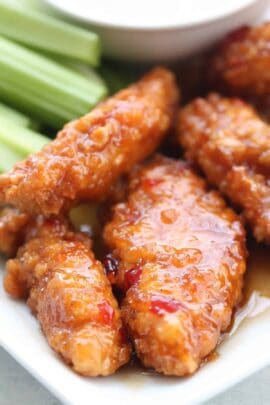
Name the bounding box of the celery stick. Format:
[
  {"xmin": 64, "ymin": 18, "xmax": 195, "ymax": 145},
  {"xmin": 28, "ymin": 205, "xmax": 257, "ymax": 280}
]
[
  {"xmin": 51, "ymin": 57, "xmax": 108, "ymax": 98},
  {"xmin": 68, "ymin": 63, "xmax": 107, "ymax": 89},
  {"xmin": 0, "ymin": 80, "xmax": 75, "ymax": 128},
  {"xmin": 0, "ymin": 37, "xmax": 105, "ymax": 100},
  {"xmin": 0, "ymin": 119, "xmax": 49, "ymax": 156},
  {"xmin": 0, "ymin": 41, "xmax": 100, "ymax": 112},
  {"xmin": 0, "ymin": 102, "xmax": 31, "ymax": 127},
  {"xmin": 0, "ymin": 37, "xmax": 107, "ymax": 127},
  {"xmin": 0, "ymin": 58, "xmax": 94, "ymax": 116},
  {"xmin": 0, "ymin": 142, "xmax": 23, "ymax": 172},
  {"xmin": 0, "ymin": 0, "xmax": 100, "ymax": 66},
  {"xmin": 12, "ymin": 0, "xmax": 55, "ymax": 15}
]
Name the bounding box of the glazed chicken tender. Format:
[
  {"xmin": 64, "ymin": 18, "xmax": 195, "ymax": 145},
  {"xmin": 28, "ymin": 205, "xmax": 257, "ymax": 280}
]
[
  {"xmin": 103, "ymin": 156, "xmax": 246, "ymax": 376},
  {"xmin": 0, "ymin": 206, "xmax": 29, "ymax": 256},
  {"xmin": 178, "ymin": 93, "xmax": 270, "ymax": 243},
  {"xmin": 210, "ymin": 24, "xmax": 270, "ymax": 99},
  {"xmin": 0, "ymin": 67, "xmax": 179, "ymax": 216},
  {"xmin": 4, "ymin": 217, "xmax": 130, "ymax": 376}
]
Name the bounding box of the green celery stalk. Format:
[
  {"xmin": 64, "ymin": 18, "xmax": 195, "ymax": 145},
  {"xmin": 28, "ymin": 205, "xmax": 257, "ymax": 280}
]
[
  {"xmin": 0, "ymin": 36, "xmax": 106, "ymax": 99},
  {"xmin": 0, "ymin": 142, "xmax": 24, "ymax": 172},
  {"xmin": 51, "ymin": 57, "xmax": 108, "ymax": 97},
  {"xmin": 0, "ymin": 37, "xmax": 107, "ymax": 127},
  {"xmin": 0, "ymin": 58, "xmax": 94, "ymax": 116},
  {"xmin": 0, "ymin": 119, "xmax": 50, "ymax": 156},
  {"xmin": 12, "ymin": 0, "xmax": 56, "ymax": 14},
  {"xmin": 0, "ymin": 102, "xmax": 31, "ymax": 127},
  {"xmin": 0, "ymin": 38, "xmax": 103, "ymax": 108},
  {"xmin": 0, "ymin": 80, "xmax": 75, "ymax": 128},
  {"xmin": 0, "ymin": 0, "xmax": 100, "ymax": 66}
]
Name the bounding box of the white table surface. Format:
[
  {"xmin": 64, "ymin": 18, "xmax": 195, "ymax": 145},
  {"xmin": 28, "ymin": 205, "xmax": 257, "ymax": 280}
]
[{"xmin": 0, "ymin": 346, "xmax": 269, "ymax": 405}]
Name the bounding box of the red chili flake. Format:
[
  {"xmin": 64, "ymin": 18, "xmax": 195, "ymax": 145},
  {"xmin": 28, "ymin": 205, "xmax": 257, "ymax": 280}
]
[
  {"xmin": 223, "ymin": 26, "xmax": 249, "ymax": 46},
  {"xmin": 143, "ymin": 178, "xmax": 162, "ymax": 188},
  {"xmin": 150, "ymin": 295, "xmax": 184, "ymax": 316},
  {"xmin": 103, "ymin": 254, "xmax": 118, "ymax": 278},
  {"xmin": 229, "ymin": 26, "xmax": 249, "ymax": 42},
  {"xmin": 98, "ymin": 300, "xmax": 115, "ymax": 325},
  {"xmin": 124, "ymin": 267, "xmax": 142, "ymax": 291}
]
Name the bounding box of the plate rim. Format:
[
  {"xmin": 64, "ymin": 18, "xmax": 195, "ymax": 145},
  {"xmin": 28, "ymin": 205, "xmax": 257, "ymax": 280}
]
[{"xmin": 1, "ymin": 308, "xmax": 270, "ymax": 405}]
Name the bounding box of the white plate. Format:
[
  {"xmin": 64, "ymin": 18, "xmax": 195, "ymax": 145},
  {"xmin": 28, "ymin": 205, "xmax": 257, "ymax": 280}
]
[
  {"xmin": 1, "ymin": 4, "xmax": 270, "ymax": 404},
  {"xmin": 1, "ymin": 257, "xmax": 270, "ymax": 405},
  {"xmin": 45, "ymin": 0, "xmax": 268, "ymax": 61}
]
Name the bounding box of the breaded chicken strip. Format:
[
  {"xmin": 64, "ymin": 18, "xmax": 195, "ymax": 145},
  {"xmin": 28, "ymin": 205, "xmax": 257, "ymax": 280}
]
[
  {"xmin": 103, "ymin": 156, "xmax": 246, "ymax": 376},
  {"xmin": 210, "ymin": 24, "xmax": 270, "ymax": 99},
  {"xmin": 0, "ymin": 206, "xmax": 29, "ymax": 256},
  {"xmin": 4, "ymin": 217, "xmax": 130, "ymax": 376},
  {"xmin": 178, "ymin": 93, "xmax": 270, "ymax": 243},
  {"xmin": 0, "ymin": 68, "xmax": 179, "ymax": 216}
]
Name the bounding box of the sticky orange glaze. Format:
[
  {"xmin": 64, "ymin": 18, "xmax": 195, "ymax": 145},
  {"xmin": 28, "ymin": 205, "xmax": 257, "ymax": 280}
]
[
  {"xmin": 210, "ymin": 23, "xmax": 270, "ymax": 98},
  {"xmin": 0, "ymin": 67, "xmax": 179, "ymax": 216},
  {"xmin": 0, "ymin": 206, "xmax": 29, "ymax": 256},
  {"xmin": 4, "ymin": 217, "xmax": 130, "ymax": 376},
  {"xmin": 177, "ymin": 93, "xmax": 270, "ymax": 243},
  {"xmin": 103, "ymin": 156, "xmax": 246, "ymax": 376}
]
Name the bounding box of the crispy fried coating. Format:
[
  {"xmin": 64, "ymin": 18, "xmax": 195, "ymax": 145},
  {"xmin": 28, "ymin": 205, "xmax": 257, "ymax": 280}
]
[
  {"xmin": 178, "ymin": 93, "xmax": 270, "ymax": 243},
  {"xmin": 0, "ymin": 68, "xmax": 179, "ymax": 216},
  {"xmin": 210, "ymin": 24, "xmax": 270, "ymax": 98},
  {"xmin": 0, "ymin": 207, "xmax": 29, "ymax": 256},
  {"xmin": 4, "ymin": 217, "xmax": 130, "ymax": 376},
  {"xmin": 103, "ymin": 156, "xmax": 246, "ymax": 376}
]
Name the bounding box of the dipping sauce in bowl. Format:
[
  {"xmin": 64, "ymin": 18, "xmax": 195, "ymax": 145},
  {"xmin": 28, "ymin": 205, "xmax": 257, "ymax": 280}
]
[{"xmin": 46, "ymin": 0, "xmax": 268, "ymax": 61}]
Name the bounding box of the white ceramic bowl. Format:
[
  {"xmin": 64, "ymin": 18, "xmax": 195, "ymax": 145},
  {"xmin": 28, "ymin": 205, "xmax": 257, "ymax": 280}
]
[{"xmin": 46, "ymin": 0, "xmax": 268, "ymax": 62}]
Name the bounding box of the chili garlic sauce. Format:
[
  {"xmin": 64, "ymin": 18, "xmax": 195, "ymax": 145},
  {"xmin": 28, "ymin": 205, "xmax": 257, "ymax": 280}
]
[{"xmin": 71, "ymin": 207, "xmax": 270, "ymax": 371}]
